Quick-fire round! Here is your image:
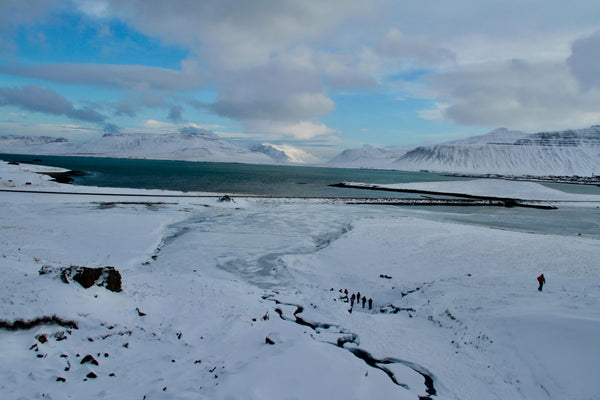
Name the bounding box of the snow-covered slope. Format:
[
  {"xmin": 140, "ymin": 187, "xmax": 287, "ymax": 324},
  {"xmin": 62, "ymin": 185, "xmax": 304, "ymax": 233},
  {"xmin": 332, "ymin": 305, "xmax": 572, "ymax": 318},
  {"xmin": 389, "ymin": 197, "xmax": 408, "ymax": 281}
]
[
  {"xmin": 395, "ymin": 126, "xmax": 600, "ymax": 176},
  {"xmin": 249, "ymin": 143, "xmax": 321, "ymax": 164},
  {"xmin": 0, "ymin": 135, "xmax": 81, "ymax": 155},
  {"xmin": 328, "ymin": 145, "xmax": 407, "ymax": 168}
]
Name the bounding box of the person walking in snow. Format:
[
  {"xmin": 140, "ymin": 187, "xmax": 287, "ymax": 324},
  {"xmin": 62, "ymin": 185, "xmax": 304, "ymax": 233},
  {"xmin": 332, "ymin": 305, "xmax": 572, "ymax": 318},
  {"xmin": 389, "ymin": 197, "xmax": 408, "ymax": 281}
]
[{"xmin": 537, "ymin": 274, "xmax": 546, "ymax": 291}]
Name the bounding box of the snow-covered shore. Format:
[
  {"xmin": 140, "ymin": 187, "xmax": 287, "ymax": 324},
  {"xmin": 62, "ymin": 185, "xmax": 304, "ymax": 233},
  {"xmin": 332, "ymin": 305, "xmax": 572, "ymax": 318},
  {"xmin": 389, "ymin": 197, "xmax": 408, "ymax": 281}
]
[
  {"xmin": 1, "ymin": 161, "xmax": 599, "ymax": 399},
  {"xmin": 343, "ymin": 179, "xmax": 600, "ymax": 203}
]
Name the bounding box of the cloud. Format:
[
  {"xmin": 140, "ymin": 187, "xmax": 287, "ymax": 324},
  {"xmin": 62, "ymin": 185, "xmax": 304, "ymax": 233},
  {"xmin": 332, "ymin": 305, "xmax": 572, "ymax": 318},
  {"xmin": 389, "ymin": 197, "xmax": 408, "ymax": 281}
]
[
  {"xmin": 423, "ymin": 59, "xmax": 600, "ymax": 131},
  {"xmin": 0, "ymin": 60, "xmax": 205, "ymax": 91},
  {"xmin": 102, "ymin": 123, "xmax": 121, "ymax": 134},
  {"xmin": 376, "ymin": 29, "xmax": 455, "ymax": 65},
  {"xmin": 0, "ymin": 84, "xmax": 106, "ymax": 123},
  {"xmin": 88, "ymin": 0, "xmax": 378, "ymax": 70},
  {"xmin": 73, "ymin": 0, "xmax": 378, "ymax": 140},
  {"xmin": 111, "ymin": 90, "xmax": 182, "ymax": 120},
  {"xmin": 248, "ymin": 120, "xmax": 337, "ymax": 140},
  {"xmin": 178, "ymin": 125, "xmax": 218, "ymax": 137},
  {"xmin": 567, "ymin": 30, "xmax": 600, "ymax": 91},
  {"xmin": 167, "ymin": 104, "xmax": 183, "ymax": 123}
]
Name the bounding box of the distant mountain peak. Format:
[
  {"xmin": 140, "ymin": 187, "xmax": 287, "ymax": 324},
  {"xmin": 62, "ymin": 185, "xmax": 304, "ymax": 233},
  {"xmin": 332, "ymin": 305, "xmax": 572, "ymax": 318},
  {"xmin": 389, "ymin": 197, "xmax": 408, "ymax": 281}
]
[
  {"xmin": 328, "ymin": 145, "xmax": 407, "ymax": 168},
  {"xmin": 249, "ymin": 143, "xmax": 320, "ymax": 164}
]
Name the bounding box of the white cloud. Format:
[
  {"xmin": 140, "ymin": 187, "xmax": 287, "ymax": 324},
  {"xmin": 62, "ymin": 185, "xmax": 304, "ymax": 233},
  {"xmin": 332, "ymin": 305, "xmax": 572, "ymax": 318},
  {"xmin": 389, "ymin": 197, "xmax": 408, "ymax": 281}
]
[
  {"xmin": 249, "ymin": 120, "xmax": 337, "ymax": 140},
  {"xmin": 423, "ymin": 59, "xmax": 600, "ymax": 131},
  {"xmin": 376, "ymin": 28, "xmax": 455, "ymax": 66}
]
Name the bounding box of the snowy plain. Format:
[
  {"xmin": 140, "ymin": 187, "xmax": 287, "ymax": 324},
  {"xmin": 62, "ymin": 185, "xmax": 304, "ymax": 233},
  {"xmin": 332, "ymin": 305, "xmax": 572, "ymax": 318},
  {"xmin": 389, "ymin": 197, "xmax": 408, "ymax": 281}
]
[{"xmin": 1, "ymin": 161, "xmax": 599, "ymax": 399}]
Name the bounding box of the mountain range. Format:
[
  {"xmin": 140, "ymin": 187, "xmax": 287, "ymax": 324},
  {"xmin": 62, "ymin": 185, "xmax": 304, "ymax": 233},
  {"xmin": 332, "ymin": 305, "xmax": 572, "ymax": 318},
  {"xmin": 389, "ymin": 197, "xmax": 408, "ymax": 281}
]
[{"xmin": 1, "ymin": 126, "xmax": 600, "ymax": 176}]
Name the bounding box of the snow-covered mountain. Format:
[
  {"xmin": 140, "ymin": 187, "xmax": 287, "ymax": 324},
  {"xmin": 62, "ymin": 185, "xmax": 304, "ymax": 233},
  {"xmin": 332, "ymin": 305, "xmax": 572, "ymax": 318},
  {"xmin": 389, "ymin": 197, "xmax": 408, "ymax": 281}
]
[
  {"xmin": 327, "ymin": 145, "xmax": 408, "ymax": 168},
  {"xmin": 74, "ymin": 132, "xmax": 276, "ymax": 164},
  {"xmin": 0, "ymin": 131, "xmax": 311, "ymax": 165},
  {"xmin": 395, "ymin": 126, "xmax": 600, "ymax": 176},
  {"xmin": 248, "ymin": 143, "xmax": 321, "ymax": 164}
]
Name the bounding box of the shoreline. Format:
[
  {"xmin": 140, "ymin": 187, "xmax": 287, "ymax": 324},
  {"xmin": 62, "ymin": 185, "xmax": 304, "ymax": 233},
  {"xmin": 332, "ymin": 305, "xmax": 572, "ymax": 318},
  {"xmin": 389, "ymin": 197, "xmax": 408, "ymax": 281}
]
[
  {"xmin": 330, "ymin": 182, "xmax": 559, "ymax": 209},
  {"xmin": 445, "ymin": 172, "xmax": 600, "ymax": 186}
]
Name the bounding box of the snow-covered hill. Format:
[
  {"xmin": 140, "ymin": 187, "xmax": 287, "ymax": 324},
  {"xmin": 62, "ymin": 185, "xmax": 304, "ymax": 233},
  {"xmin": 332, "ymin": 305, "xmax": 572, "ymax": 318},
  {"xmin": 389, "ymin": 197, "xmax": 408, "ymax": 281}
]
[
  {"xmin": 249, "ymin": 143, "xmax": 321, "ymax": 164},
  {"xmin": 327, "ymin": 145, "xmax": 408, "ymax": 169},
  {"xmin": 395, "ymin": 126, "xmax": 600, "ymax": 176}
]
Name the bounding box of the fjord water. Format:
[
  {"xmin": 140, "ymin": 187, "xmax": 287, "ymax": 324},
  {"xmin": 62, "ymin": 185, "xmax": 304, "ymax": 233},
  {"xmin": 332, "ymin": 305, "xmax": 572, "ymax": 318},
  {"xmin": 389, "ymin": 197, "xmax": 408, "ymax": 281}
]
[{"xmin": 0, "ymin": 154, "xmax": 470, "ymax": 197}]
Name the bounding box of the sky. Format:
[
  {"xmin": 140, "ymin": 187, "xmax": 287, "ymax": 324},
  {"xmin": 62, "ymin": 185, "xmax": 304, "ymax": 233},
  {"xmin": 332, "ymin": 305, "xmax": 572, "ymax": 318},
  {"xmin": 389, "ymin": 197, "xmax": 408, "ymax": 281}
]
[{"xmin": 0, "ymin": 0, "xmax": 599, "ymax": 157}]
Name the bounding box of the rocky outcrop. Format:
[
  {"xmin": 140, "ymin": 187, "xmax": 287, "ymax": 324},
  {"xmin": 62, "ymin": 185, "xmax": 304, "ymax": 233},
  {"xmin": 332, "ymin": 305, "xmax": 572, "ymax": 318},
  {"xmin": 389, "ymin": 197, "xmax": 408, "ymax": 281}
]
[{"xmin": 39, "ymin": 265, "xmax": 122, "ymax": 292}]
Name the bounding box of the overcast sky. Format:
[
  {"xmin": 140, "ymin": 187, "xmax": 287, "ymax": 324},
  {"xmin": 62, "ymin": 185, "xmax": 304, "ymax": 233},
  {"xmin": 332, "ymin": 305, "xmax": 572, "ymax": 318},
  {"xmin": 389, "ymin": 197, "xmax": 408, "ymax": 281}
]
[{"xmin": 1, "ymin": 0, "xmax": 599, "ymax": 155}]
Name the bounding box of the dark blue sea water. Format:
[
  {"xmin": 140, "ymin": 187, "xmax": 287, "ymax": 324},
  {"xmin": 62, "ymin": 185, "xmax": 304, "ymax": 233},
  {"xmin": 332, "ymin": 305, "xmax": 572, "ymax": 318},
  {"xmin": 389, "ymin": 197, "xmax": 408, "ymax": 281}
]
[{"xmin": 0, "ymin": 154, "xmax": 471, "ymax": 198}]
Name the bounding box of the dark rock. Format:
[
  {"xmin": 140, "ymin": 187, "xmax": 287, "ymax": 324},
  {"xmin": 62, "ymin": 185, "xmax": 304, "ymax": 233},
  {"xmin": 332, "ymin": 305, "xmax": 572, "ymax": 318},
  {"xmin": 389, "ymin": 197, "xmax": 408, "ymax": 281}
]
[
  {"xmin": 40, "ymin": 265, "xmax": 122, "ymax": 292},
  {"xmin": 136, "ymin": 308, "xmax": 146, "ymax": 316},
  {"xmin": 218, "ymin": 195, "xmax": 233, "ymax": 202},
  {"xmin": 0, "ymin": 316, "xmax": 78, "ymax": 331},
  {"xmin": 86, "ymin": 372, "xmax": 97, "ymax": 379},
  {"xmin": 265, "ymin": 337, "xmax": 275, "ymax": 345},
  {"xmin": 56, "ymin": 377, "xmax": 66, "ymax": 382},
  {"xmin": 36, "ymin": 334, "xmax": 48, "ymax": 343},
  {"xmin": 80, "ymin": 355, "xmax": 99, "ymax": 366}
]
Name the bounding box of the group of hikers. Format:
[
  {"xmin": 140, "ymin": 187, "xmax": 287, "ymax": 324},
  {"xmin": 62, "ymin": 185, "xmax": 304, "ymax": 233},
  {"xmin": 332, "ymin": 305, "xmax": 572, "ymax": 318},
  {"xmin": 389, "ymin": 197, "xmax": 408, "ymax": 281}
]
[{"xmin": 338, "ymin": 289, "xmax": 373, "ymax": 311}]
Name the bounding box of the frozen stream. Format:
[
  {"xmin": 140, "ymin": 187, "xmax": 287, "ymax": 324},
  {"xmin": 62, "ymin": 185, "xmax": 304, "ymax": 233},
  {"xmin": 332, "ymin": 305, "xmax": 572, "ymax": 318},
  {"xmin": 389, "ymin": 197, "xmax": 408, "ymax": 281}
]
[{"xmin": 150, "ymin": 200, "xmax": 399, "ymax": 288}]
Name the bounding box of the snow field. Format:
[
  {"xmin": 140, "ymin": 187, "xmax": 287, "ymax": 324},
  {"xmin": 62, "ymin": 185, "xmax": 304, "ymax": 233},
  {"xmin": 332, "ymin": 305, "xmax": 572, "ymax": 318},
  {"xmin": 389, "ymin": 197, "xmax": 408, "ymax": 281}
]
[{"xmin": 0, "ymin": 161, "xmax": 599, "ymax": 399}]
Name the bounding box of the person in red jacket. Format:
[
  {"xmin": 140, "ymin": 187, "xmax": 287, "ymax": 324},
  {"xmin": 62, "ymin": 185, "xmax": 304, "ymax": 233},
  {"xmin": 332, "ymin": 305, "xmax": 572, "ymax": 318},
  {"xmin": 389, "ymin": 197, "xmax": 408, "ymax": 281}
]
[{"xmin": 537, "ymin": 274, "xmax": 546, "ymax": 291}]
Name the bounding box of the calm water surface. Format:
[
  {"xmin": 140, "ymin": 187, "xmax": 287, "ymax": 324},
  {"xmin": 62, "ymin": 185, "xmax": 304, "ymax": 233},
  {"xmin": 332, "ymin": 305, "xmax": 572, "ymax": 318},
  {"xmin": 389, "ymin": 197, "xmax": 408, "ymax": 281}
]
[{"xmin": 0, "ymin": 154, "xmax": 473, "ymax": 198}]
